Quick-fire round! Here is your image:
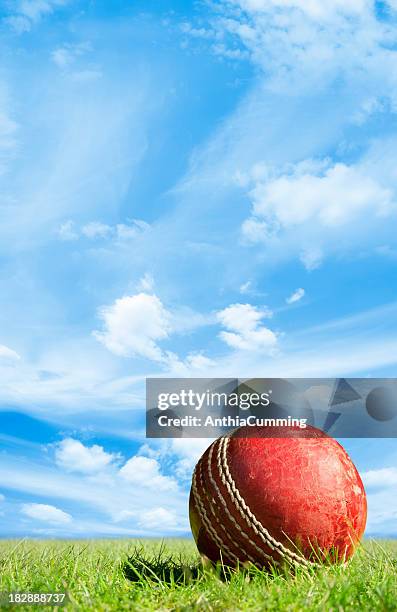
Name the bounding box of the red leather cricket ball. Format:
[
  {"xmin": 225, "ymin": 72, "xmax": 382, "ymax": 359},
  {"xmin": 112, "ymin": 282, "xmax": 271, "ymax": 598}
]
[{"xmin": 189, "ymin": 425, "xmax": 367, "ymax": 568}]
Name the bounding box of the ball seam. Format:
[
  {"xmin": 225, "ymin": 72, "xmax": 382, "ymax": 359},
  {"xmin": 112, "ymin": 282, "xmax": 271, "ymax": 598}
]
[
  {"xmin": 191, "ymin": 459, "xmax": 239, "ymax": 563},
  {"xmin": 218, "ymin": 435, "xmax": 313, "ymax": 567},
  {"xmin": 207, "ymin": 440, "xmax": 275, "ymax": 565}
]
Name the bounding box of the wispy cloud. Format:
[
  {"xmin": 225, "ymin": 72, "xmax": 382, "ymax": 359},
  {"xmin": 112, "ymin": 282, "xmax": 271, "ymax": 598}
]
[
  {"xmin": 362, "ymin": 467, "xmax": 397, "ymax": 489},
  {"xmin": 286, "ymin": 288, "xmax": 305, "ymax": 304},
  {"xmin": 81, "ymin": 221, "xmax": 113, "ymax": 239},
  {"xmin": 136, "ymin": 273, "xmax": 155, "ymax": 293},
  {"xmin": 239, "ymin": 280, "xmax": 253, "ymax": 294},
  {"xmin": 58, "ymin": 220, "xmax": 79, "ymax": 241},
  {"xmin": 21, "ymin": 502, "xmax": 72, "ymax": 524},
  {"xmin": 361, "ymin": 464, "xmax": 397, "ymax": 534},
  {"xmin": 0, "ymin": 438, "xmax": 189, "ymax": 536},
  {"xmin": 0, "ymin": 345, "xmax": 21, "ymax": 361},
  {"xmin": 58, "ymin": 219, "xmax": 150, "ymax": 242},
  {"xmin": 51, "ymin": 42, "xmax": 91, "ymax": 69},
  {"xmin": 0, "ymin": 58, "xmax": 155, "ymax": 255},
  {"xmin": 167, "ymin": 0, "xmax": 397, "ymax": 278},
  {"xmin": 206, "ymin": 0, "xmax": 397, "ymax": 97},
  {"xmin": 1, "ymin": 0, "xmax": 397, "ymax": 539},
  {"xmin": 4, "ymin": 0, "xmax": 71, "ymax": 33},
  {"xmin": 138, "ymin": 507, "xmax": 178, "ymax": 530}
]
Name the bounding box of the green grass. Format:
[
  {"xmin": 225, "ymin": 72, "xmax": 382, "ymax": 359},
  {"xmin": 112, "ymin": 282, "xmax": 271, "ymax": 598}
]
[{"xmin": 0, "ymin": 538, "xmax": 396, "ymax": 611}]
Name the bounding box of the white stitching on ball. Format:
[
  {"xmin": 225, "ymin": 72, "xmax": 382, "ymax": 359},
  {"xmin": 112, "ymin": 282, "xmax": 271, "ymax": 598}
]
[
  {"xmin": 218, "ymin": 435, "xmax": 313, "ymax": 568},
  {"xmin": 207, "ymin": 440, "xmax": 275, "ymax": 565},
  {"xmin": 199, "ymin": 448, "xmax": 257, "ymax": 564},
  {"xmin": 191, "ymin": 458, "xmax": 239, "ymax": 563}
]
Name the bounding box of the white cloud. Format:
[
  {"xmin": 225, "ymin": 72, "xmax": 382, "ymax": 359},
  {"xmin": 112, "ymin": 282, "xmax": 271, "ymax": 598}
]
[
  {"xmin": 170, "ymin": 438, "xmax": 213, "ymax": 480},
  {"xmin": 362, "ymin": 467, "xmax": 397, "ymax": 489},
  {"xmin": 0, "ymin": 493, "xmax": 4, "ymax": 502},
  {"xmin": 51, "ymin": 48, "xmax": 74, "ymax": 68},
  {"xmin": 137, "ymin": 273, "xmax": 154, "ymax": 292},
  {"xmin": 185, "ymin": 352, "xmax": 216, "ymax": 370},
  {"xmin": 92, "ymin": 282, "xmax": 212, "ymax": 371},
  {"xmin": 209, "ymin": 0, "xmax": 397, "ymax": 98},
  {"xmin": 3, "ymin": 15, "xmax": 31, "ymax": 34},
  {"xmin": 234, "ymin": 0, "xmax": 367, "ymax": 20},
  {"xmin": 55, "ymin": 438, "xmax": 118, "ymax": 474},
  {"xmin": 138, "ymin": 507, "xmax": 177, "ymax": 530},
  {"xmin": 247, "ymin": 161, "xmax": 394, "ymax": 232},
  {"xmin": 218, "ymin": 302, "xmax": 272, "ymax": 330},
  {"xmin": 57, "ymin": 219, "xmax": 149, "ymax": 242},
  {"xmin": 241, "ymin": 218, "xmax": 270, "ymax": 244},
  {"xmin": 361, "ymin": 464, "xmax": 397, "ymax": 534},
  {"xmin": 81, "ymin": 221, "xmax": 112, "ymax": 239},
  {"xmin": 300, "ymin": 247, "xmax": 323, "ymax": 271},
  {"xmin": 121, "ymin": 220, "xmax": 150, "ymax": 238},
  {"xmin": 21, "ymin": 503, "xmax": 72, "ymax": 524},
  {"xmin": 172, "ymin": 5, "xmax": 397, "ymax": 279},
  {"xmin": 286, "ymin": 288, "xmax": 305, "ymax": 304},
  {"xmin": 58, "ymin": 220, "xmax": 78, "ymax": 241},
  {"xmin": 220, "ymin": 327, "xmax": 277, "ymax": 351},
  {"xmin": 119, "ymin": 456, "xmax": 177, "ymax": 491},
  {"xmin": 180, "ymin": 22, "xmax": 215, "ymax": 39},
  {"xmin": 239, "ymin": 280, "xmax": 252, "ymax": 294},
  {"xmin": 164, "ymin": 350, "xmax": 217, "ymax": 376},
  {"xmin": 217, "ymin": 303, "xmax": 277, "ymax": 352},
  {"xmin": 0, "ymin": 445, "xmax": 188, "ymax": 536},
  {"xmin": 115, "ymin": 222, "xmax": 144, "ymax": 241},
  {"xmin": 238, "ymin": 281, "xmax": 267, "ymax": 298},
  {"xmin": 0, "ymin": 345, "xmax": 20, "ymax": 361},
  {"xmin": 134, "ymin": 439, "xmax": 214, "ymax": 485},
  {"xmin": 19, "ymin": 0, "xmax": 67, "ymax": 22},
  {"xmin": 163, "ymin": 349, "xmax": 217, "ymax": 376},
  {"xmin": 241, "ymin": 158, "xmax": 396, "ymax": 267},
  {"xmin": 93, "ymin": 293, "xmax": 171, "ymax": 361},
  {"xmin": 113, "ymin": 510, "xmax": 137, "ymax": 523},
  {"xmin": 51, "ymin": 42, "xmax": 91, "ymax": 69},
  {"xmin": 5, "ymin": 0, "xmax": 69, "ymax": 32}
]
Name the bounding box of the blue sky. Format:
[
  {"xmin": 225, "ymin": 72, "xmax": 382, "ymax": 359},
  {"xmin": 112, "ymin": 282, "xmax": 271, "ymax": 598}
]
[{"xmin": 0, "ymin": 0, "xmax": 397, "ymax": 538}]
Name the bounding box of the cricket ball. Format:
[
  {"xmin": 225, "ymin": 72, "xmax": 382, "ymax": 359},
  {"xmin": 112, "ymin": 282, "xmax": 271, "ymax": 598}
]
[{"xmin": 189, "ymin": 425, "xmax": 367, "ymax": 568}]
